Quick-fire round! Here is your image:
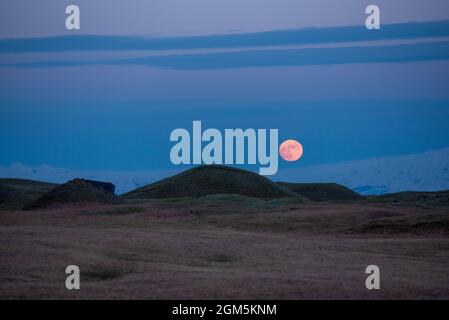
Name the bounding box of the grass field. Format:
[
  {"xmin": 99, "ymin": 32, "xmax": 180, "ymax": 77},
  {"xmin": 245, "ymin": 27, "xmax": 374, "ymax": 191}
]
[{"xmin": 1, "ymin": 196, "xmax": 448, "ymax": 299}]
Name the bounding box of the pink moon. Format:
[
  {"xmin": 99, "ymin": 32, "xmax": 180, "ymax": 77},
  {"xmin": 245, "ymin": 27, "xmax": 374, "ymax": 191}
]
[{"xmin": 279, "ymin": 140, "xmax": 303, "ymax": 161}]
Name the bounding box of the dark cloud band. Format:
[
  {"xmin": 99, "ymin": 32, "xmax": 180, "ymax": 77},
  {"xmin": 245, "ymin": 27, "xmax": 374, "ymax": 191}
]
[{"xmin": 1, "ymin": 20, "xmax": 449, "ymax": 53}]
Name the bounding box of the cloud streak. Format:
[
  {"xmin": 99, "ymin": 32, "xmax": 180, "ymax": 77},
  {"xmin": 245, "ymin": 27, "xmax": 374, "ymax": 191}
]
[
  {"xmin": 3, "ymin": 41, "xmax": 449, "ymax": 70},
  {"xmin": 1, "ymin": 20, "xmax": 449, "ymax": 53}
]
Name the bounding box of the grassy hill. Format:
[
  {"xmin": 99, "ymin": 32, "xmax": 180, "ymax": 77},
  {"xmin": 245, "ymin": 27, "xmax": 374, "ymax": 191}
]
[
  {"xmin": 28, "ymin": 178, "xmax": 119, "ymax": 209},
  {"xmin": 122, "ymin": 165, "xmax": 300, "ymax": 200},
  {"xmin": 277, "ymin": 182, "xmax": 362, "ymax": 202},
  {"xmin": 0, "ymin": 178, "xmax": 58, "ymax": 210}
]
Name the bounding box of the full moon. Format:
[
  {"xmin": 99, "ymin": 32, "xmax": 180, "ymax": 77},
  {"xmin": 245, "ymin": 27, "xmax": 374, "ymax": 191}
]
[{"xmin": 279, "ymin": 139, "xmax": 303, "ymax": 162}]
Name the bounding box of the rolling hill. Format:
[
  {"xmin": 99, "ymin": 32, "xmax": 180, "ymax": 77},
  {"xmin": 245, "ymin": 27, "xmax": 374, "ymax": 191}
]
[
  {"xmin": 28, "ymin": 178, "xmax": 119, "ymax": 209},
  {"xmin": 122, "ymin": 165, "xmax": 300, "ymax": 200},
  {"xmin": 4, "ymin": 166, "xmax": 448, "ymax": 210},
  {"xmin": 277, "ymin": 182, "xmax": 362, "ymax": 202},
  {"xmin": 0, "ymin": 178, "xmax": 58, "ymax": 210}
]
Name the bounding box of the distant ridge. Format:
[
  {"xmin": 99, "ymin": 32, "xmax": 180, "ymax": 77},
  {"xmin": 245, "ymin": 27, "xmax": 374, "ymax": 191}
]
[
  {"xmin": 3, "ymin": 168, "xmax": 449, "ymax": 210},
  {"xmin": 278, "ymin": 182, "xmax": 362, "ymax": 202},
  {"xmin": 3, "ymin": 147, "xmax": 449, "ymax": 195},
  {"xmin": 122, "ymin": 165, "xmax": 300, "ymax": 200}
]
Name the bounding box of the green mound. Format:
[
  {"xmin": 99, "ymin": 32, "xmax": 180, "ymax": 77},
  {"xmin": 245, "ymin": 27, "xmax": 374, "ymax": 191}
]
[
  {"xmin": 277, "ymin": 182, "xmax": 362, "ymax": 202},
  {"xmin": 368, "ymin": 190, "xmax": 449, "ymax": 207},
  {"xmin": 28, "ymin": 178, "xmax": 118, "ymax": 209},
  {"xmin": 0, "ymin": 178, "xmax": 58, "ymax": 210},
  {"xmin": 122, "ymin": 165, "xmax": 300, "ymax": 200}
]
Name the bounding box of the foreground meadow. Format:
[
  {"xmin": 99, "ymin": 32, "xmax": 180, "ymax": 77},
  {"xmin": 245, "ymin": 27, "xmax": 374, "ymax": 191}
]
[{"xmin": 1, "ymin": 197, "xmax": 448, "ymax": 299}]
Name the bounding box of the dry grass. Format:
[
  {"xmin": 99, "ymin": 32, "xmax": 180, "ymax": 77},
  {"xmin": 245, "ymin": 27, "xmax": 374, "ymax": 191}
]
[{"xmin": 0, "ymin": 199, "xmax": 448, "ymax": 299}]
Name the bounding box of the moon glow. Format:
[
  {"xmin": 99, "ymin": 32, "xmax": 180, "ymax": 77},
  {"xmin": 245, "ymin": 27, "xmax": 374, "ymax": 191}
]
[{"xmin": 279, "ymin": 140, "xmax": 303, "ymax": 162}]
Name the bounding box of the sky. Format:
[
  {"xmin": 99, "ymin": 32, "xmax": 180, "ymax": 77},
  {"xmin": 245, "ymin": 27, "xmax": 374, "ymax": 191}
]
[{"xmin": 0, "ymin": 1, "xmax": 449, "ymax": 187}]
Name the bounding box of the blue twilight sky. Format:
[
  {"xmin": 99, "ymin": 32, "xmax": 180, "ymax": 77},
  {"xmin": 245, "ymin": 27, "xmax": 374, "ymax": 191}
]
[{"xmin": 1, "ymin": 0, "xmax": 449, "ymax": 173}]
